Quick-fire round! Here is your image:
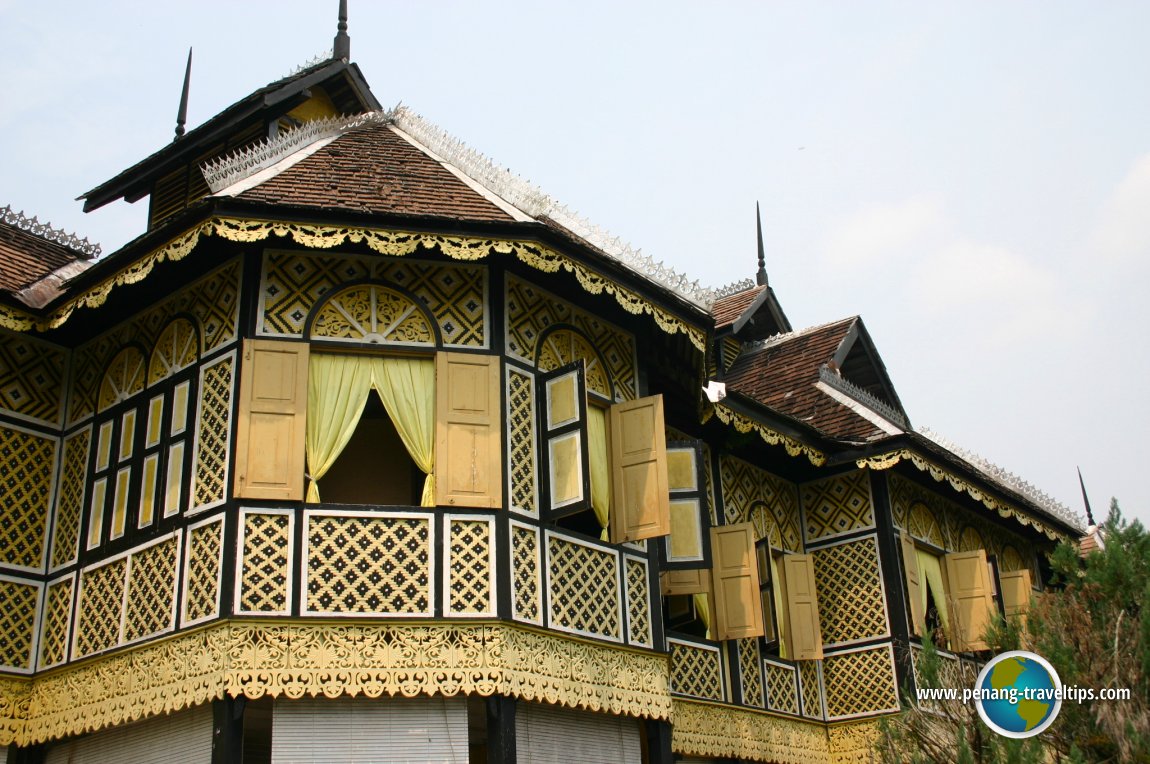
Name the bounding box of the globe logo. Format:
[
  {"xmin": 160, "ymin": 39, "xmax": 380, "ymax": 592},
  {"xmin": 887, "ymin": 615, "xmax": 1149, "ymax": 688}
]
[{"xmin": 974, "ymin": 650, "xmax": 1062, "ymax": 738}]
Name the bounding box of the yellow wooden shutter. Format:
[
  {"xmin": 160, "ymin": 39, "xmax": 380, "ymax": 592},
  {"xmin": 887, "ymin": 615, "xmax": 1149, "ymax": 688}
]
[
  {"xmin": 709, "ymin": 522, "xmax": 764, "ymax": 640},
  {"xmin": 233, "ymin": 339, "xmax": 308, "ymax": 500},
  {"xmin": 540, "ymin": 362, "xmax": 590, "ymax": 516},
  {"xmin": 608, "ymin": 394, "xmax": 670, "ymax": 543},
  {"xmin": 661, "ymin": 566, "xmax": 711, "ymax": 596},
  {"xmin": 783, "ymin": 554, "xmax": 823, "ymax": 660},
  {"xmin": 999, "ymin": 568, "xmax": 1032, "ymax": 620},
  {"xmin": 944, "ymin": 550, "xmax": 995, "ymax": 651},
  {"xmin": 900, "ymin": 532, "xmax": 926, "ymax": 636},
  {"xmin": 435, "ymin": 352, "xmax": 502, "ymax": 508}
]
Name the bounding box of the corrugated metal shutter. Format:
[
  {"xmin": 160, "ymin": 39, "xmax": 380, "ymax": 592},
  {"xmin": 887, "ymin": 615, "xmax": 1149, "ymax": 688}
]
[
  {"xmin": 515, "ymin": 702, "xmax": 642, "ymax": 764},
  {"xmin": 272, "ymin": 696, "xmax": 468, "ymax": 763},
  {"xmin": 44, "ymin": 703, "xmax": 212, "ymax": 764},
  {"xmin": 677, "ymin": 758, "xmax": 723, "ymax": 764}
]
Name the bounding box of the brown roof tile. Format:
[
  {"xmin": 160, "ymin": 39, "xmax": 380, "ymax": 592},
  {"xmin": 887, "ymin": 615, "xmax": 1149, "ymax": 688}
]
[
  {"xmin": 236, "ymin": 123, "xmax": 515, "ymax": 222},
  {"xmin": 725, "ymin": 317, "xmax": 890, "ymax": 442},
  {"xmin": 0, "ymin": 220, "xmax": 88, "ymax": 294},
  {"xmin": 712, "ymin": 286, "xmax": 765, "ymax": 328}
]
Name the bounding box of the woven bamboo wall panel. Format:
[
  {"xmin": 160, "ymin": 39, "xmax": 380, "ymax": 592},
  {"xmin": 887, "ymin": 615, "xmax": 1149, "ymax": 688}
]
[
  {"xmin": 49, "ymin": 428, "xmax": 90, "ymax": 570},
  {"xmin": 511, "ymin": 524, "xmax": 541, "ymax": 623},
  {"xmin": 239, "ymin": 512, "xmax": 292, "ymax": 614},
  {"xmin": 0, "ymin": 578, "xmax": 38, "ymax": 671},
  {"xmin": 625, "ymin": 556, "xmax": 652, "ymax": 647},
  {"xmin": 801, "ymin": 470, "xmax": 874, "ymax": 542},
  {"xmin": 799, "ymin": 661, "xmax": 822, "ymax": 719},
  {"xmin": 764, "ymin": 660, "xmax": 800, "ymax": 715},
  {"xmin": 547, "ymin": 534, "xmax": 620, "ymax": 640},
  {"xmin": 811, "ymin": 537, "xmax": 888, "ymax": 645},
  {"xmin": 506, "ymin": 368, "xmax": 537, "ymax": 514},
  {"xmin": 447, "ymin": 518, "xmax": 492, "ymax": 615},
  {"xmin": 74, "ymin": 558, "xmax": 127, "ymax": 658},
  {"xmin": 38, "ymin": 578, "xmax": 72, "ymax": 669},
  {"xmin": 123, "ymin": 538, "xmax": 178, "ymax": 643},
  {"xmin": 192, "ymin": 355, "xmax": 233, "ymax": 510},
  {"xmin": 0, "ymin": 333, "xmax": 66, "ymax": 426},
  {"xmin": 183, "ymin": 519, "xmax": 223, "ymax": 625},
  {"xmin": 822, "ymin": 645, "xmax": 899, "ymax": 719},
  {"xmin": 737, "ymin": 638, "xmax": 764, "ymax": 707},
  {"xmin": 719, "ymin": 455, "xmax": 800, "ymax": 552},
  {"xmin": 0, "ymin": 425, "xmax": 56, "ymax": 570},
  {"xmin": 670, "ymin": 641, "xmax": 724, "ymax": 701}
]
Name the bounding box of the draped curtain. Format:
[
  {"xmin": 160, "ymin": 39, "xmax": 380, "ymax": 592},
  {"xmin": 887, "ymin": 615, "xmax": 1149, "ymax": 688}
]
[
  {"xmin": 770, "ymin": 554, "xmax": 788, "ymax": 659},
  {"xmin": 916, "ymin": 549, "xmax": 951, "ymax": 632},
  {"xmin": 587, "ymin": 405, "xmax": 611, "ymax": 540}
]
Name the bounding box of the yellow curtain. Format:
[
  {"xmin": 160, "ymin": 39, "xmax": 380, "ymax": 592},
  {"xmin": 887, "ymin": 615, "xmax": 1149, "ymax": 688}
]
[
  {"xmin": 370, "ymin": 357, "xmax": 436, "ymax": 506},
  {"xmin": 917, "ymin": 549, "xmax": 951, "ymax": 632},
  {"xmin": 305, "ymin": 354, "xmax": 375, "ymax": 503},
  {"xmin": 587, "ymin": 405, "xmax": 610, "ymax": 541},
  {"xmin": 771, "ymin": 554, "xmax": 789, "ymax": 659},
  {"xmin": 693, "ymin": 593, "xmax": 712, "ymax": 640}
]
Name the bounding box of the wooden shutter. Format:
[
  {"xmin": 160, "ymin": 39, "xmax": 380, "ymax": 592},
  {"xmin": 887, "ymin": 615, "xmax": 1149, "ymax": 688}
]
[
  {"xmin": 710, "ymin": 522, "xmax": 764, "ymax": 640},
  {"xmin": 999, "ymin": 568, "xmax": 1032, "ymax": 619},
  {"xmin": 900, "ymin": 532, "xmax": 926, "ymax": 636},
  {"xmin": 539, "ymin": 362, "xmax": 591, "ymax": 518},
  {"xmin": 609, "ymin": 394, "xmax": 670, "ymax": 543},
  {"xmin": 662, "ymin": 440, "xmax": 708, "ymax": 567},
  {"xmin": 233, "ymin": 339, "xmax": 308, "ymax": 500},
  {"xmin": 435, "ymin": 352, "xmax": 502, "ymax": 508},
  {"xmin": 944, "ymin": 549, "xmax": 995, "ymax": 652},
  {"xmin": 661, "ymin": 566, "xmax": 711, "ymax": 596},
  {"xmin": 783, "ymin": 554, "xmax": 823, "ymax": 660}
]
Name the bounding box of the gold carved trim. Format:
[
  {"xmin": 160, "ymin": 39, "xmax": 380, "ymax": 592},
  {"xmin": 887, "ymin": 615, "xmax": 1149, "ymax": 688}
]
[
  {"xmin": 713, "ymin": 403, "xmax": 827, "ymax": 466},
  {"xmin": 0, "ymin": 620, "xmax": 671, "ymax": 746},
  {"xmin": 671, "ymin": 699, "xmax": 831, "ymax": 764},
  {"xmin": 828, "ymin": 720, "xmax": 882, "ymax": 764},
  {"xmin": 16, "ymin": 217, "xmax": 707, "ymax": 352},
  {"xmin": 857, "ymin": 450, "xmax": 1068, "ymax": 542}
]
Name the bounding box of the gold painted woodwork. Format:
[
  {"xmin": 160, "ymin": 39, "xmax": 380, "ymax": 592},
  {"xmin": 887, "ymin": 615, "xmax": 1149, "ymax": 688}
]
[
  {"xmin": 738, "ymin": 638, "xmax": 765, "ymax": 707},
  {"xmin": 710, "ymin": 522, "xmax": 765, "ymax": 641},
  {"xmin": 38, "ymin": 578, "xmax": 72, "ymax": 669},
  {"xmin": 191, "ymin": 354, "xmax": 234, "ymax": 509},
  {"xmin": 811, "ymin": 537, "xmax": 888, "ymax": 646},
  {"xmin": 510, "ymin": 524, "xmax": 541, "ymax": 623},
  {"xmin": 713, "ymin": 403, "xmax": 826, "ymax": 467},
  {"xmin": 799, "ymin": 660, "xmax": 822, "ymax": 719},
  {"xmin": 238, "ymin": 512, "xmax": 292, "ymax": 613},
  {"xmin": 671, "ymin": 699, "xmax": 831, "ymax": 763},
  {"xmin": 147, "ymin": 318, "xmax": 199, "ymax": 384},
  {"xmin": 670, "ymin": 641, "xmax": 724, "ymax": 701},
  {"xmin": 827, "ymin": 721, "xmax": 883, "ymax": 764},
  {"xmin": 547, "ymin": 534, "xmax": 621, "ymax": 640},
  {"xmin": 0, "ymin": 425, "xmax": 55, "ymax": 570},
  {"xmin": 765, "ymin": 660, "xmax": 800, "ymax": 715},
  {"xmin": 0, "ymin": 622, "xmax": 672, "ymax": 747},
  {"xmin": 610, "ymin": 394, "xmax": 670, "ymax": 543},
  {"xmin": 49, "ymin": 428, "xmax": 90, "ymax": 570},
  {"xmin": 537, "ymin": 328, "xmax": 612, "ymax": 398},
  {"xmin": 720, "ymin": 454, "xmax": 802, "ymax": 552},
  {"xmin": 506, "ymin": 368, "xmax": 537, "ymax": 514},
  {"xmin": 822, "ymin": 646, "xmax": 899, "ymax": 719},
  {"xmin": 783, "ymin": 554, "xmax": 824, "ymax": 660},
  {"xmin": 900, "ymin": 532, "xmax": 925, "ymax": 636},
  {"xmin": 447, "ymin": 518, "xmax": 494, "ymax": 615},
  {"xmin": 309, "ymin": 284, "xmax": 433, "ymax": 344},
  {"xmin": 944, "ymin": 549, "xmax": 995, "ymax": 652},
  {"xmin": 435, "ymin": 352, "xmax": 502, "ymax": 508},
  {"xmin": 1000, "ymin": 568, "xmax": 1032, "ymax": 620},
  {"xmin": 625, "ymin": 556, "xmax": 653, "ymax": 647},
  {"xmin": 0, "ymin": 332, "xmax": 66, "ymax": 426},
  {"xmin": 183, "ymin": 518, "xmax": 223, "ymax": 626},
  {"xmin": 97, "ymin": 347, "xmax": 145, "ymax": 412},
  {"xmin": 0, "ymin": 579, "xmax": 38, "ymax": 672},
  {"xmin": 800, "ymin": 471, "xmax": 874, "ymax": 541},
  {"xmin": 233, "ymin": 339, "xmax": 308, "ymax": 500}
]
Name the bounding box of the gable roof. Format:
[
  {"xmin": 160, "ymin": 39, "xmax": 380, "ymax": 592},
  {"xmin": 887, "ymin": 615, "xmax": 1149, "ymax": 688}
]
[
  {"xmin": 0, "ymin": 206, "xmax": 96, "ymax": 304},
  {"xmin": 713, "ymin": 286, "xmax": 765, "ymax": 328}
]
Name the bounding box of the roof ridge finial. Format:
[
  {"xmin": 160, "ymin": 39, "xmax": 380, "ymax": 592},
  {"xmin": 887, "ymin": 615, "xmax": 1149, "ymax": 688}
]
[
  {"xmin": 174, "ymin": 48, "xmax": 192, "ymax": 141},
  {"xmin": 755, "ymin": 201, "xmax": 768, "ymax": 287},
  {"xmin": 1078, "ymin": 466, "xmax": 1096, "ymax": 527},
  {"xmin": 333, "ymin": 0, "xmax": 350, "ymax": 61}
]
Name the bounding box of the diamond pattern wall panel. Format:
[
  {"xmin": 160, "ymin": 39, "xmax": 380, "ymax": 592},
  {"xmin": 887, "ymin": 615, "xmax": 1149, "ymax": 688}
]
[
  {"xmin": 719, "ymin": 454, "xmax": 800, "ymax": 552},
  {"xmin": 260, "ymin": 251, "xmax": 486, "ymax": 347},
  {"xmin": 511, "ymin": 523, "xmax": 541, "ymax": 623},
  {"xmin": 625, "ymin": 556, "xmax": 652, "ymax": 647},
  {"xmin": 823, "ymin": 645, "xmax": 899, "ymax": 719},
  {"xmin": 737, "ymin": 638, "xmax": 764, "ymax": 708},
  {"xmin": 39, "ymin": 577, "xmax": 72, "ymax": 668},
  {"xmin": 812, "ymin": 536, "xmax": 888, "ymax": 646},
  {"xmin": 801, "ymin": 470, "xmax": 874, "ymax": 542},
  {"xmin": 764, "ymin": 660, "xmax": 800, "ymax": 715},
  {"xmin": 123, "ymin": 538, "xmax": 178, "ymax": 643},
  {"xmin": 506, "ymin": 368, "xmax": 537, "ymax": 514},
  {"xmin": 192, "ymin": 354, "xmax": 233, "ymax": 510},
  {"xmin": 50, "ymin": 427, "xmax": 90, "ymax": 570},
  {"xmin": 799, "ymin": 660, "xmax": 822, "ymax": 720},
  {"xmin": 669, "ymin": 640, "xmax": 724, "ymax": 701},
  {"xmin": 0, "ymin": 425, "xmax": 56, "ymax": 570},
  {"xmin": 240, "ymin": 512, "xmax": 292, "ymax": 614},
  {"xmin": 75, "ymin": 558, "xmax": 127, "ymax": 658},
  {"xmin": 0, "ymin": 578, "xmax": 39, "ymax": 671},
  {"xmin": 506, "ymin": 275, "xmax": 636, "ymax": 401},
  {"xmin": 448, "ymin": 518, "xmax": 492, "ymax": 615},
  {"xmin": 183, "ymin": 518, "xmax": 223, "ymax": 625},
  {"xmin": 305, "ymin": 514, "xmax": 431, "ymax": 615},
  {"xmin": 0, "ymin": 333, "xmax": 66, "ymax": 426},
  {"xmin": 547, "ymin": 533, "xmax": 620, "ymax": 640}
]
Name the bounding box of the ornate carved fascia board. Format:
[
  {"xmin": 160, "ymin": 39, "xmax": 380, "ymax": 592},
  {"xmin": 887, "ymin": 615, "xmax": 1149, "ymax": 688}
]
[
  {"xmin": 7, "ymin": 217, "xmax": 707, "ymax": 353},
  {"xmin": 827, "ymin": 721, "xmax": 883, "ymax": 764},
  {"xmin": 856, "ymin": 450, "xmax": 1071, "ymax": 542},
  {"xmin": 713, "ymin": 402, "xmax": 827, "ymax": 467},
  {"xmin": 671, "ymin": 699, "xmax": 831, "ymax": 763},
  {"xmin": 1, "ymin": 621, "xmax": 671, "ymax": 747}
]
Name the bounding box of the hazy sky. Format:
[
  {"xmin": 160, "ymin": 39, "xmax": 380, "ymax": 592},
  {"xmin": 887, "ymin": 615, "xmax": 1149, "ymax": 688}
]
[{"xmin": 2, "ymin": 1, "xmax": 1147, "ymax": 529}]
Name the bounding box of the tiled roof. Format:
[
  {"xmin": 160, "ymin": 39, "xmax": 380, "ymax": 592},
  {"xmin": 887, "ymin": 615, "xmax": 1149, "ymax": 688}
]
[
  {"xmin": 712, "ymin": 285, "xmax": 765, "ymax": 328},
  {"xmin": 234, "ymin": 121, "xmax": 515, "ymax": 222},
  {"xmin": 725, "ymin": 317, "xmax": 892, "ymax": 442},
  {"xmin": 0, "ymin": 208, "xmax": 94, "ymax": 295}
]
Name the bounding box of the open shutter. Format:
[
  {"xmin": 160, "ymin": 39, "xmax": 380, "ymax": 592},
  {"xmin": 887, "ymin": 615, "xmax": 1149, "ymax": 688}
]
[
  {"xmin": 710, "ymin": 522, "xmax": 764, "ymax": 640},
  {"xmin": 435, "ymin": 352, "xmax": 502, "ymax": 508},
  {"xmin": 662, "ymin": 440, "xmax": 708, "ymax": 567},
  {"xmin": 783, "ymin": 554, "xmax": 823, "ymax": 660},
  {"xmin": 609, "ymin": 394, "xmax": 670, "ymax": 543},
  {"xmin": 234, "ymin": 339, "xmax": 308, "ymax": 500},
  {"xmin": 539, "ymin": 362, "xmax": 591, "ymax": 519},
  {"xmin": 900, "ymin": 532, "xmax": 926, "ymax": 636},
  {"xmin": 661, "ymin": 566, "xmax": 711, "ymax": 596},
  {"xmin": 999, "ymin": 568, "xmax": 1032, "ymax": 620},
  {"xmin": 944, "ymin": 549, "xmax": 995, "ymax": 651}
]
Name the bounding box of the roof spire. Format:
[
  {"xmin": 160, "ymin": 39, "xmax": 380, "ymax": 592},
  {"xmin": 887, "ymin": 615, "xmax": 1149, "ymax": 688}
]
[
  {"xmin": 1078, "ymin": 466, "xmax": 1096, "ymax": 527},
  {"xmin": 173, "ymin": 48, "xmax": 192, "ymax": 142},
  {"xmin": 755, "ymin": 201, "xmax": 768, "ymax": 286},
  {"xmin": 333, "ymin": 0, "xmax": 350, "ymax": 61}
]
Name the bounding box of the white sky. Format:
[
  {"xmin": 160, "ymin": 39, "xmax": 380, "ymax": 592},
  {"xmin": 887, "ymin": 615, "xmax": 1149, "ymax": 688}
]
[{"xmin": 2, "ymin": 1, "xmax": 1147, "ymax": 530}]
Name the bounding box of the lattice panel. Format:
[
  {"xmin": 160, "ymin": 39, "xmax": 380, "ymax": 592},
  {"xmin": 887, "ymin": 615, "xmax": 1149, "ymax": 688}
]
[
  {"xmin": 39, "ymin": 577, "xmax": 72, "ymax": 668},
  {"xmin": 911, "ymin": 645, "xmax": 975, "ymax": 714},
  {"xmin": 192, "ymin": 355, "xmax": 233, "ymax": 509},
  {"xmin": 240, "ymin": 513, "xmax": 292, "ymax": 613},
  {"xmin": 823, "ymin": 646, "xmax": 899, "ymax": 719},
  {"xmin": 448, "ymin": 519, "xmax": 492, "ymax": 614},
  {"xmin": 626, "ymin": 557, "xmax": 652, "ymax": 646},
  {"xmin": 0, "ymin": 333, "xmax": 66, "ymax": 425},
  {"xmin": 260, "ymin": 251, "xmax": 486, "ymax": 346},
  {"xmin": 737, "ymin": 638, "xmax": 764, "ymax": 707},
  {"xmin": 547, "ymin": 534, "xmax": 620, "ymax": 639},
  {"xmin": 511, "ymin": 524, "xmax": 541, "ymax": 623},
  {"xmin": 69, "ymin": 259, "xmax": 240, "ymax": 424},
  {"xmin": 669, "ymin": 641, "xmax": 724, "ymax": 700},
  {"xmin": 536, "ymin": 328, "xmax": 612, "ymax": 398},
  {"xmin": 147, "ymin": 318, "xmax": 199, "ymax": 384},
  {"xmin": 75, "ymin": 558, "xmax": 127, "ymax": 657},
  {"xmin": 184, "ymin": 519, "xmax": 223, "ymax": 624},
  {"xmin": 812, "ymin": 537, "xmax": 888, "ymax": 645},
  {"xmin": 719, "ymin": 455, "xmax": 800, "ymax": 551},
  {"xmin": 50, "ymin": 428, "xmax": 90, "ymax": 570},
  {"xmin": 765, "ymin": 661, "xmax": 800, "ymax": 715},
  {"xmin": 506, "ymin": 369, "xmax": 537, "ymax": 513},
  {"xmin": 124, "ymin": 538, "xmax": 178, "ymax": 643},
  {"xmin": 306, "ymin": 514, "xmax": 431, "ymax": 615},
  {"xmin": 799, "ymin": 660, "xmax": 822, "ymax": 719},
  {"xmin": 0, "ymin": 425, "xmax": 55, "ymax": 570},
  {"xmin": 0, "ymin": 579, "xmax": 38, "ymax": 670},
  {"xmin": 801, "ymin": 470, "xmax": 874, "ymax": 541},
  {"xmin": 310, "ymin": 284, "xmax": 433, "ymax": 344},
  {"xmin": 506, "ymin": 275, "xmax": 636, "ymax": 400}
]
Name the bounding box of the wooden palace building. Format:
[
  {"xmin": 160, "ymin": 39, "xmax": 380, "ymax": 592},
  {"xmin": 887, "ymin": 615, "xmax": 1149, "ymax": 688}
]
[{"xmin": 0, "ymin": 9, "xmax": 1083, "ymax": 764}]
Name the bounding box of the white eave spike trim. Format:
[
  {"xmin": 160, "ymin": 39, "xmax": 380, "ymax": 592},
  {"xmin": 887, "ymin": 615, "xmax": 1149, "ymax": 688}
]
[{"xmin": 814, "ymin": 381, "xmax": 904, "ymax": 437}]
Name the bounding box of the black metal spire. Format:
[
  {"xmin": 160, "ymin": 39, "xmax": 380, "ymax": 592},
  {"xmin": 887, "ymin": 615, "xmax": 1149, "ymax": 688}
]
[
  {"xmin": 333, "ymin": 0, "xmax": 350, "ymax": 61},
  {"xmin": 1078, "ymin": 466, "xmax": 1096, "ymax": 527},
  {"xmin": 173, "ymin": 48, "xmax": 192, "ymax": 141},
  {"xmin": 755, "ymin": 201, "xmax": 768, "ymax": 286}
]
